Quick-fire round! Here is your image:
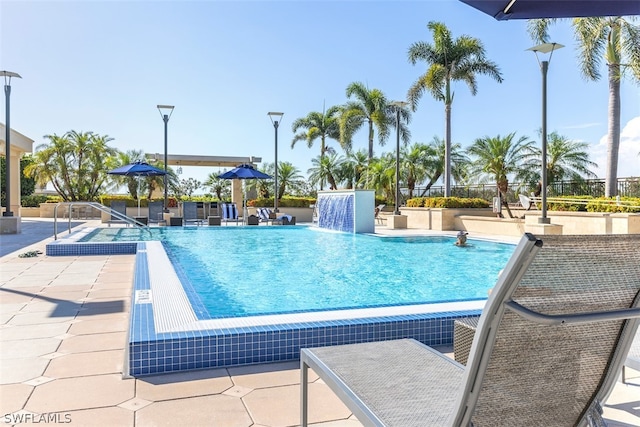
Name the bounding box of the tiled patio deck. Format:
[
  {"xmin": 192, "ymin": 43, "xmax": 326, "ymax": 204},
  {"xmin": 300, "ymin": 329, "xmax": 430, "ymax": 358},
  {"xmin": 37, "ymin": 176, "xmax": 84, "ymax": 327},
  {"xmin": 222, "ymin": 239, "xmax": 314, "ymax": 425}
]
[{"xmin": 1, "ymin": 219, "xmax": 638, "ymax": 426}]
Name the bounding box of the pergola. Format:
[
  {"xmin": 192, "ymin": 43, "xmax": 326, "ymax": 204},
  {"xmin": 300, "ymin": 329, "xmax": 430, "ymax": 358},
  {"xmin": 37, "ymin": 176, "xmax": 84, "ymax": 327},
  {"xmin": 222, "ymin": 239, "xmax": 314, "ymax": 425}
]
[
  {"xmin": 0, "ymin": 123, "xmax": 34, "ymax": 217},
  {"xmin": 145, "ymin": 153, "xmax": 263, "ymax": 206}
]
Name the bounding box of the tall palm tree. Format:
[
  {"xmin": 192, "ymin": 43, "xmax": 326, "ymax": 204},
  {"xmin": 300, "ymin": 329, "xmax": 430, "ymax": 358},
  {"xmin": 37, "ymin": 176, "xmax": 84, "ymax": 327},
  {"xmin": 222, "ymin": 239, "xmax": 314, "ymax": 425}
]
[
  {"xmin": 308, "ymin": 153, "xmax": 344, "ymax": 191},
  {"xmin": 401, "ymin": 143, "xmax": 430, "ymax": 199},
  {"xmin": 340, "ymin": 82, "xmax": 407, "ymax": 161},
  {"xmin": 291, "ymin": 105, "xmax": 342, "ymax": 190},
  {"xmin": 521, "ymin": 131, "xmax": 599, "ymax": 189},
  {"xmin": 528, "ymin": 17, "xmax": 640, "ymax": 197},
  {"xmin": 291, "ymin": 106, "xmax": 342, "ymax": 156},
  {"xmin": 467, "ymin": 133, "xmax": 536, "ymax": 218},
  {"xmin": 407, "ymin": 21, "xmax": 503, "ymax": 197}
]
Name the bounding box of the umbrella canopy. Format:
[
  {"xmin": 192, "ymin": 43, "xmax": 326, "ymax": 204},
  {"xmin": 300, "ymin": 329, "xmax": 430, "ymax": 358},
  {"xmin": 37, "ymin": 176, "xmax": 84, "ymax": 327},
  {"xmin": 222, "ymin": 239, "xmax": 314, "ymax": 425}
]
[
  {"xmin": 108, "ymin": 161, "xmax": 167, "ymax": 216},
  {"xmin": 459, "ymin": 0, "xmax": 640, "ymax": 20},
  {"xmin": 108, "ymin": 161, "xmax": 167, "ymax": 177},
  {"xmin": 218, "ymin": 163, "xmax": 272, "ymax": 180},
  {"xmin": 218, "ymin": 164, "xmax": 272, "ymax": 225}
]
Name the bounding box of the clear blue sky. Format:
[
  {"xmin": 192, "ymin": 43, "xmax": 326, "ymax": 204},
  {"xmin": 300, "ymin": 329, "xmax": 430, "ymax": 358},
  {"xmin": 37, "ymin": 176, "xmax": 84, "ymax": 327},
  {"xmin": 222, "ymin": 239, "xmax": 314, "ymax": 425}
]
[{"xmin": 2, "ymin": 0, "xmax": 639, "ymax": 191}]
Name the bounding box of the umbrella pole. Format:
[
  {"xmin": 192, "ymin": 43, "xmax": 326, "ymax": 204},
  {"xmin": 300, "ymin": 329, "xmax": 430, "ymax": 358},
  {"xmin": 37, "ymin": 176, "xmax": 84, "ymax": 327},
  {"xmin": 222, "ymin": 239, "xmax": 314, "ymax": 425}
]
[
  {"xmin": 137, "ymin": 177, "xmax": 141, "ymax": 217},
  {"xmin": 243, "ymin": 180, "xmax": 248, "ymax": 225}
]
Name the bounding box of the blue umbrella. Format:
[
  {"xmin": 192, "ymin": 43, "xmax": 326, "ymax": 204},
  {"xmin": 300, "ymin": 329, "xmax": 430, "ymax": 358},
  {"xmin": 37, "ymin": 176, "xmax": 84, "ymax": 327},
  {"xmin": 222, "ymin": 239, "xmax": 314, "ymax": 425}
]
[
  {"xmin": 108, "ymin": 161, "xmax": 167, "ymax": 216},
  {"xmin": 218, "ymin": 163, "xmax": 272, "ymax": 180},
  {"xmin": 459, "ymin": 0, "xmax": 639, "ymax": 20},
  {"xmin": 218, "ymin": 164, "xmax": 272, "ymax": 224}
]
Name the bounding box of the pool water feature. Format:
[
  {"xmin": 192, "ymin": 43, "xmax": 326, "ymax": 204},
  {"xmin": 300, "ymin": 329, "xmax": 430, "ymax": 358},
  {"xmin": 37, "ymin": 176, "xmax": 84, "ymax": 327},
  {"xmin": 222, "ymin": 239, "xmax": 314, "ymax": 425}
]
[
  {"xmin": 54, "ymin": 226, "xmax": 514, "ymax": 375},
  {"xmin": 316, "ymin": 190, "xmax": 375, "ymax": 233}
]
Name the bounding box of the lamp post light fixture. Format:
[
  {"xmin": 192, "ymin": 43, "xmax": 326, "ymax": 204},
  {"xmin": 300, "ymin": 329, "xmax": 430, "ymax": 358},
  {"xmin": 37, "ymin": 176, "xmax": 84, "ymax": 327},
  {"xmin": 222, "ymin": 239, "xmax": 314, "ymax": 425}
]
[
  {"xmin": 527, "ymin": 42, "xmax": 563, "ymax": 224},
  {"xmin": 390, "ymin": 101, "xmax": 408, "ymax": 216},
  {"xmin": 157, "ymin": 104, "xmax": 174, "ymax": 212},
  {"xmin": 268, "ymin": 112, "xmax": 284, "ymax": 213},
  {"xmin": 2, "ymin": 71, "xmax": 21, "ymax": 217}
]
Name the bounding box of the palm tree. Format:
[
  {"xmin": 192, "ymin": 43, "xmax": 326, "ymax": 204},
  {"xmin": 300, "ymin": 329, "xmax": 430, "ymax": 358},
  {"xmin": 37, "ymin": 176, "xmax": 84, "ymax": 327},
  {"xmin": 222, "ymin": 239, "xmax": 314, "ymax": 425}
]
[
  {"xmin": 401, "ymin": 143, "xmax": 430, "ymax": 199},
  {"xmin": 407, "ymin": 21, "xmax": 503, "ymax": 197},
  {"xmin": 418, "ymin": 136, "xmax": 469, "ymax": 196},
  {"xmin": 112, "ymin": 149, "xmax": 145, "ymax": 200},
  {"xmin": 276, "ymin": 162, "xmax": 304, "ymax": 200},
  {"xmin": 342, "ymin": 149, "xmax": 369, "ymax": 189},
  {"xmin": 24, "ymin": 130, "xmax": 117, "ymax": 201},
  {"xmin": 366, "ymin": 154, "xmax": 396, "ymax": 202},
  {"xmin": 203, "ymin": 172, "xmax": 231, "ymax": 200},
  {"xmin": 467, "ymin": 133, "xmax": 536, "ymax": 218},
  {"xmin": 528, "ymin": 17, "xmax": 640, "ymax": 197},
  {"xmin": 308, "ymin": 153, "xmax": 344, "ymax": 191},
  {"xmin": 340, "ymin": 82, "xmax": 407, "ymax": 161},
  {"xmin": 520, "ymin": 131, "xmax": 598, "ymax": 193},
  {"xmin": 291, "ymin": 105, "xmax": 342, "ymax": 191}
]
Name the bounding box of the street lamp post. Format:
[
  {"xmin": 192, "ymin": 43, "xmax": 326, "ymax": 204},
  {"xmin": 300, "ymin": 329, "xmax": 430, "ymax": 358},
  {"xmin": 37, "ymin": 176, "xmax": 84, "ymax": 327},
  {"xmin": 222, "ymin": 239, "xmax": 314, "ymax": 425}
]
[
  {"xmin": 268, "ymin": 112, "xmax": 284, "ymax": 213},
  {"xmin": 2, "ymin": 71, "xmax": 21, "ymax": 217},
  {"xmin": 390, "ymin": 101, "xmax": 408, "ymax": 215},
  {"xmin": 157, "ymin": 105, "xmax": 174, "ymax": 212},
  {"xmin": 527, "ymin": 42, "xmax": 563, "ymax": 224}
]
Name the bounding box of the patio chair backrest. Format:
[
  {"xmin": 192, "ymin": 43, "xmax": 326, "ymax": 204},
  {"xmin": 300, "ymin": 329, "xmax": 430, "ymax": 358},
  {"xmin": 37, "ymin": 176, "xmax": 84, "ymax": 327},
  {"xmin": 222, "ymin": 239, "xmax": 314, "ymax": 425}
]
[
  {"xmin": 110, "ymin": 201, "xmax": 127, "ymax": 220},
  {"xmin": 455, "ymin": 234, "xmax": 640, "ymax": 427},
  {"xmin": 148, "ymin": 201, "xmax": 164, "ymax": 223},
  {"xmin": 183, "ymin": 202, "xmax": 197, "ymax": 220},
  {"xmin": 256, "ymin": 207, "xmax": 271, "ymax": 221},
  {"xmin": 221, "ymin": 203, "xmax": 238, "ymax": 220}
]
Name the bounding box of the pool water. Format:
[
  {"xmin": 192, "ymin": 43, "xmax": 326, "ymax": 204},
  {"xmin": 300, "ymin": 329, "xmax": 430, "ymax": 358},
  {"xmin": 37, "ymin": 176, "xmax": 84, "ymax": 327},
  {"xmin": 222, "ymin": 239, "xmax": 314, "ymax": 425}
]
[{"xmin": 81, "ymin": 227, "xmax": 514, "ymax": 318}]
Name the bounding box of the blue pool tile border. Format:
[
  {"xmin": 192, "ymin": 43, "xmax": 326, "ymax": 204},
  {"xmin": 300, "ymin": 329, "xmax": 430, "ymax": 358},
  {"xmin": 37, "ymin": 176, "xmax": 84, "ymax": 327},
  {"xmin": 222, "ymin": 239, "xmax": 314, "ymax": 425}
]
[{"xmin": 47, "ymin": 231, "xmax": 483, "ymax": 377}]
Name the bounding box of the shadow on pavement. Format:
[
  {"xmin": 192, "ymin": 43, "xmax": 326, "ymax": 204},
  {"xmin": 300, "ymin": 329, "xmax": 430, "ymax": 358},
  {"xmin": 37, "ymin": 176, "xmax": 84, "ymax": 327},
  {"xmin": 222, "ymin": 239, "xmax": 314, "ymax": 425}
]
[{"xmin": 0, "ymin": 218, "xmax": 85, "ymax": 257}]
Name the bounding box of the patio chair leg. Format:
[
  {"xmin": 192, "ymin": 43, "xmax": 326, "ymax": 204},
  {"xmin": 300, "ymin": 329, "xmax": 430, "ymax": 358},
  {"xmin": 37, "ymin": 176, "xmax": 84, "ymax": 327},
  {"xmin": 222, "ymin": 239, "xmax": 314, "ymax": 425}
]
[{"xmin": 301, "ymin": 361, "xmax": 309, "ymax": 427}]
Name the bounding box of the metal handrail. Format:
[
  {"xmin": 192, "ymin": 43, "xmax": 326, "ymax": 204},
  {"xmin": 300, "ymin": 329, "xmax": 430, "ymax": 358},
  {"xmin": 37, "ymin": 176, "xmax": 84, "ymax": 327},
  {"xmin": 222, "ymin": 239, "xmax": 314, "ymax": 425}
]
[{"xmin": 53, "ymin": 202, "xmax": 149, "ymax": 240}]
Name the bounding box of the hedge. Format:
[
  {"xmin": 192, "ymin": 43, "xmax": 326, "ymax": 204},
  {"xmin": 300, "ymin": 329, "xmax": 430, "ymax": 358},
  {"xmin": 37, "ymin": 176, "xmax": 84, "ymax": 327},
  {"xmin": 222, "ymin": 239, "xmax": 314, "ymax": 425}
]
[{"xmin": 405, "ymin": 197, "xmax": 490, "ymax": 208}]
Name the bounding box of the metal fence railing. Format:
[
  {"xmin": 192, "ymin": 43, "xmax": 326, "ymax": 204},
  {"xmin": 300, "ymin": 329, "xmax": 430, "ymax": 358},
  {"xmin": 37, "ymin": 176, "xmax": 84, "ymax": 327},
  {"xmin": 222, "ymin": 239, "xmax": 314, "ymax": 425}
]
[{"xmin": 410, "ymin": 177, "xmax": 640, "ymax": 203}]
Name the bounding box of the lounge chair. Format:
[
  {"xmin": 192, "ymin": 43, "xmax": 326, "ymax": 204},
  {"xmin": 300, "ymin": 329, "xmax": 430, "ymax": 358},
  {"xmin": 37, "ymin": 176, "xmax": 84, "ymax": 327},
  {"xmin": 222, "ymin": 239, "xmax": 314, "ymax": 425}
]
[
  {"xmin": 221, "ymin": 202, "xmax": 239, "ymax": 225},
  {"xmin": 256, "ymin": 207, "xmax": 274, "ymax": 224},
  {"xmin": 375, "ymin": 204, "xmax": 386, "ymax": 224},
  {"xmin": 274, "ymin": 214, "xmax": 296, "ymax": 225},
  {"xmin": 301, "ymin": 233, "xmax": 640, "ymax": 427},
  {"xmin": 107, "ymin": 201, "xmax": 129, "ymax": 227},
  {"xmin": 182, "ymin": 201, "xmax": 203, "ymax": 226},
  {"xmin": 148, "ymin": 201, "xmax": 167, "ymax": 226},
  {"xmin": 518, "ymin": 194, "xmax": 537, "ymax": 211}
]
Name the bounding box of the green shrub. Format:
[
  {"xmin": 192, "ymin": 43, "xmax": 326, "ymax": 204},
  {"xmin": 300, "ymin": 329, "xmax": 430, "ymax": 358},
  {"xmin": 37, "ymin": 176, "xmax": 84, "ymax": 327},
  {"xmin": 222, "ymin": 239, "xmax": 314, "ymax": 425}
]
[
  {"xmin": 547, "ymin": 195, "xmax": 593, "ymax": 212},
  {"xmin": 585, "ymin": 197, "xmax": 640, "ymax": 213},
  {"xmin": 98, "ymin": 195, "xmax": 179, "ymax": 208},
  {"xmin": 21, "ymin": 194, "xmax": 51, "ymax": 207},
  {"xmin": 406, "ymin": 197, "xmax": 490, "ymax": 208},
  {"xmin": 249, "ymin": 196, "xmax": 316, "ymax": 208}
]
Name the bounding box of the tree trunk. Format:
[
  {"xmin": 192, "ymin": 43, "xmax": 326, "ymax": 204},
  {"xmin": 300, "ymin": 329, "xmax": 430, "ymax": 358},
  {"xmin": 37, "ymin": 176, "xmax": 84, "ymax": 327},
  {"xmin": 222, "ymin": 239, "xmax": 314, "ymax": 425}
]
[
  {"xmin": 605, "ymin": 64, "xmax": 621, "ymax": 197},
  {"xmin": 368, "ymin": 120, "xmax": 374, "ymax": 160},
  {"xmin": 444, "ymin": 102, "xmax": 452, "ymax": 197}
]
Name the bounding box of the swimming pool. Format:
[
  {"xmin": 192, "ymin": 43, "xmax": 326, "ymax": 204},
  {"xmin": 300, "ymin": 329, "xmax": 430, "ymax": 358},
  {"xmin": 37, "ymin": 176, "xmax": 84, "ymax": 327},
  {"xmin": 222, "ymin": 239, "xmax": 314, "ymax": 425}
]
[
  {"xmin": 51, "ymin": 226, "xmax": 515, "ymax": 375},
  {"xmin": 79, "ymin": 227, "xmax": 513, "ymax": 318}
]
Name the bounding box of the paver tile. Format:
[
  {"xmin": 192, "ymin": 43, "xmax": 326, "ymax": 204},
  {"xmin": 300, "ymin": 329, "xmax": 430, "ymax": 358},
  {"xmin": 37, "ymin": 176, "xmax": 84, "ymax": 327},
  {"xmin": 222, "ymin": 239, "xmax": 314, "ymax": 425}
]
[
  {"xmin": 243, "ymin": 383, "xmax": 351, "ymax": 427},
  {"xmin": 25, "ymin": 374, "xmax": 134, "ymax": 413},
  {"xmin": 135, "ymin": 395, "xmax": 252, "ymax": 427},
  {"xmin": 135, "ymin": 368, "xmax": 233, "ymax": 401},
  {"xmin": 0, "ymin": 323, "xmax": 69, "ymax": 341},
  {"xmin": 0, "ymin": 383, "xmax": 33, "ymax": 414},
  {"xmin": 57, "ymin": 331, "xmax": 126, "ymax": 353},
  {"xmin": 0, "ymin": 338, "xmax": 61, "ymax": 359},
  {"xmin": 7, "ymin": 312, "xmax": 77, "ymax": 326},
  {"xmin": 229, "ymin": 361, "xmax": 317, "ymax": 389},
  {"xmin": 44, "ymin": 350, "xmax": 123, "ymax": 378},
  {"xmin": 68, "ymin": 318, "xmax": 127, "ymax": 335},
  {"xmin": 63, "ymin": 407, "xmax": 134, "ymax": 427},
  {"xmin": 0, "ymin": 358, "xmax": 49, "ymax": 384}
]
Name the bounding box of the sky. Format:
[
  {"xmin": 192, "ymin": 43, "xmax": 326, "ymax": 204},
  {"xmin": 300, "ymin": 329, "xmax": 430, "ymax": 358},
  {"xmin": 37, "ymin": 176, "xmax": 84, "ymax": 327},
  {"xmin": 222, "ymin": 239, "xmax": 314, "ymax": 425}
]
[{"xmin": 2, "ymin": 0, "xmax": 639, "ymax": 194}]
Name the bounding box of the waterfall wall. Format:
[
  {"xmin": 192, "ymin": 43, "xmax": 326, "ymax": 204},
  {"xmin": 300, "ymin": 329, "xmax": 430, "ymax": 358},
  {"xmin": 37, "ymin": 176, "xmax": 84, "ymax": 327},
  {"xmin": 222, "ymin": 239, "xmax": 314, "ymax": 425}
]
[{"xmin": 317, "ymin": 190, "xmax": 375, "ymax": 233}]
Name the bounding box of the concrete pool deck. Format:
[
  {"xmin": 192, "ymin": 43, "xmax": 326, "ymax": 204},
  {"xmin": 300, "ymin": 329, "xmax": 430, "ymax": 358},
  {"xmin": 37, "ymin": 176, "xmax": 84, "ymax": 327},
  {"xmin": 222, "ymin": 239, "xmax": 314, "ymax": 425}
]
[{"xmin": 1, "ymin": 218, "xmax": 638, "ymax": 426}]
